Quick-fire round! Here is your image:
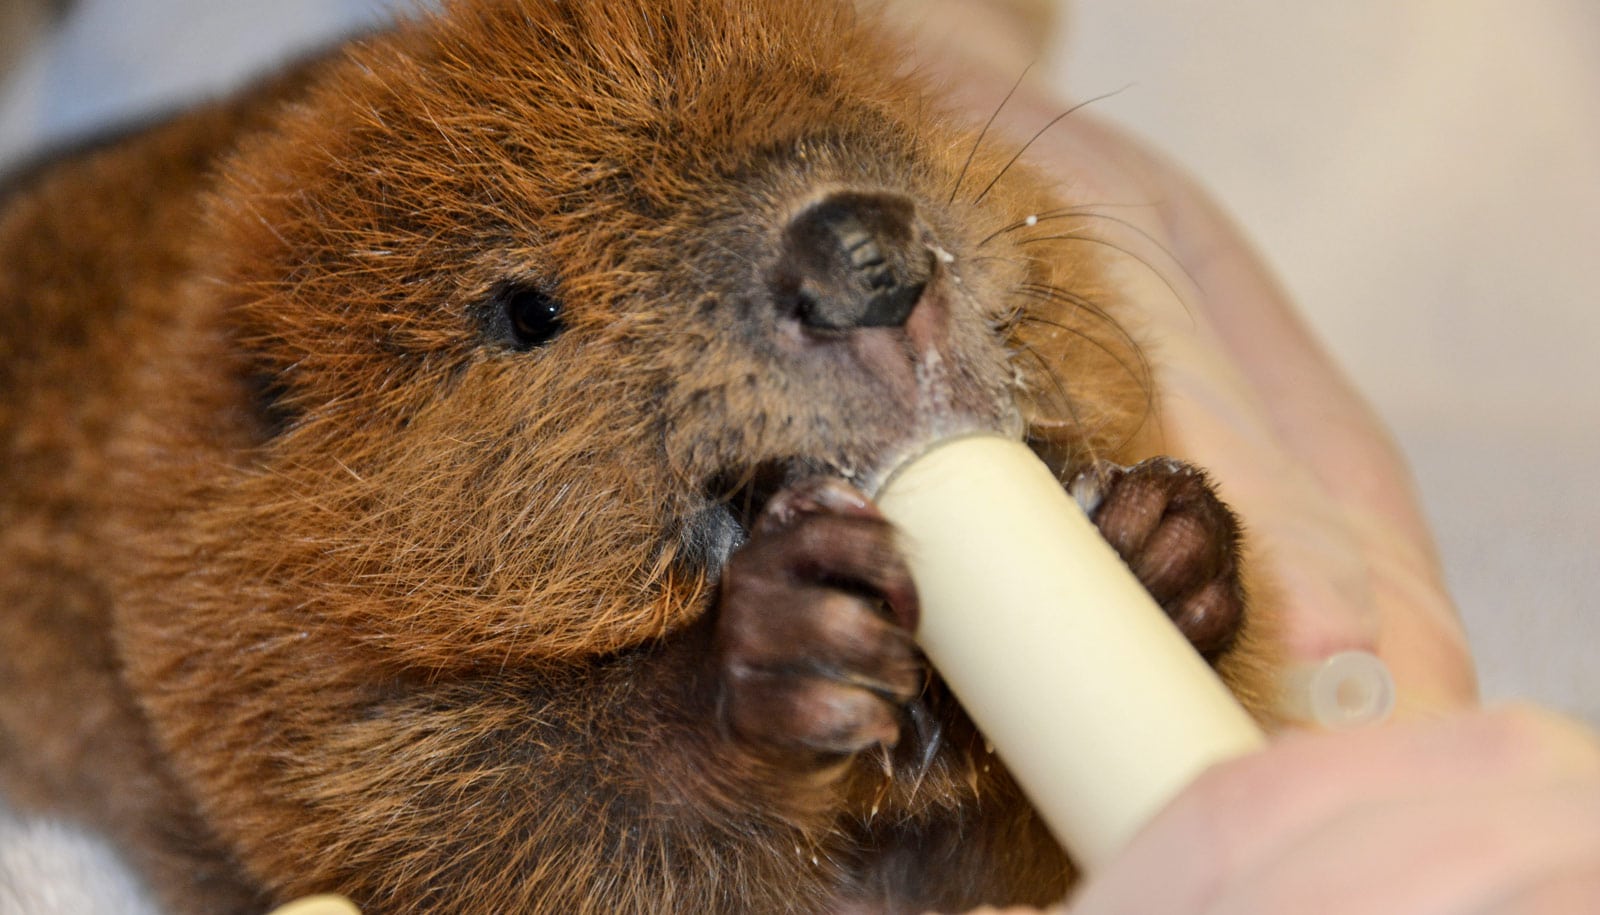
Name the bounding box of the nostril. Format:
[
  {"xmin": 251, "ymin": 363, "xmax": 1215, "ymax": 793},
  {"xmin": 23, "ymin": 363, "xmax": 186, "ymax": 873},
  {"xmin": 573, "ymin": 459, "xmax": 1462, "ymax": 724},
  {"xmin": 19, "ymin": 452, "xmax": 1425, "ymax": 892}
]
[
  {"xmin": 864, "ymin": 271, "xmax": 928, "ymax": 327},
  {"xmin": 775, "ymin": 191, "xmax": 932, "ymax": 331}
]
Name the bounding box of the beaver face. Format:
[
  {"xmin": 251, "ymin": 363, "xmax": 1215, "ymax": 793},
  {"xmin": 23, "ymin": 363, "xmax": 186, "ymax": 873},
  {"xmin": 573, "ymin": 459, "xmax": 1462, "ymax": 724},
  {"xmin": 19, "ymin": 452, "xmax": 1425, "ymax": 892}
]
[{"xmin": 188, "ymin": 0, "xmax": 1141, "ymax": 669}]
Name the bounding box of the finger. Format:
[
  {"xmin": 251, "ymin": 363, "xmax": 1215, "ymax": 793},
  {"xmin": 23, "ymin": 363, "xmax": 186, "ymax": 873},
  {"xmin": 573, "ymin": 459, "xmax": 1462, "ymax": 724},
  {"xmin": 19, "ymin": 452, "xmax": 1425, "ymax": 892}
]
[
  {"xmin": 1185, "ymin": 707, "xmax": 1600, "ymax": 870},
  {"xmin": 1069, "ymin": 707, "xmax": 1600, "ymax": 913},
  {"xmin": 1474, "ymin": 861, "xmax": 1600, "ymax": 915},
  {"xmin": 1209, "ymin": 782, "xmax": 1600, "ymax": 915}
]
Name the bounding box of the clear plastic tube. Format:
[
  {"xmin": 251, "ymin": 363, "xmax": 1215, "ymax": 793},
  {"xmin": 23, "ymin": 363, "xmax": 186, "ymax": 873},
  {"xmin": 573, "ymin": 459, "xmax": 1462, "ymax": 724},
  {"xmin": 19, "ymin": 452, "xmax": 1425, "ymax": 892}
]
[{"xmin": 1279, "ymin": 650, "xmax": 1396, "ymax": 730}]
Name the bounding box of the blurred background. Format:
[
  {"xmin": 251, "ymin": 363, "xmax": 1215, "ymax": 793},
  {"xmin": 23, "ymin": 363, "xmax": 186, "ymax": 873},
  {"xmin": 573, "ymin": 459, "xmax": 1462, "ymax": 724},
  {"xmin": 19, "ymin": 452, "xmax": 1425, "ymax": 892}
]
[{"xmin": 3, "ymin": 0, "xmax": 1595, "ymax": 726}]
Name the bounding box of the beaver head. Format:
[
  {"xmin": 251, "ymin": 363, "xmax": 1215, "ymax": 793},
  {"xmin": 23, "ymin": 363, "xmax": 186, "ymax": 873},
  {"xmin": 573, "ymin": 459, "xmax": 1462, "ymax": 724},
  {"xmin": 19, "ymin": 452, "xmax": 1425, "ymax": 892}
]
[{"xmin": 101, "ymin": 0, "xmax": 1153, "ymax": 907}]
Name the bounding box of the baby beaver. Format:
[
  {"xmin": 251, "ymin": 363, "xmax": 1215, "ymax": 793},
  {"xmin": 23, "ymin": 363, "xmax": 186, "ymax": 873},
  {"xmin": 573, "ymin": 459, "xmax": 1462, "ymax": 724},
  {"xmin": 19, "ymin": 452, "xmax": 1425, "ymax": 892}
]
[{"xmin": 0, "ymin": 0, "xmax": 1271, "ymax": 912}]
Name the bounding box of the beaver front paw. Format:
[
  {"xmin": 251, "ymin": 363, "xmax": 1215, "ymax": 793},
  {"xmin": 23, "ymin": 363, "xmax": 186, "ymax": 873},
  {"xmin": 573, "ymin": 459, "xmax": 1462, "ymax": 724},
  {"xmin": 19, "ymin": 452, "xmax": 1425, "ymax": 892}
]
[
  {"xmin": 714, "ymin": 478, "xmax": 923, "ymax": 766},
  {"xmin": 1070, "ymin": 458, "xmax": 1245, "ymax": 658}
]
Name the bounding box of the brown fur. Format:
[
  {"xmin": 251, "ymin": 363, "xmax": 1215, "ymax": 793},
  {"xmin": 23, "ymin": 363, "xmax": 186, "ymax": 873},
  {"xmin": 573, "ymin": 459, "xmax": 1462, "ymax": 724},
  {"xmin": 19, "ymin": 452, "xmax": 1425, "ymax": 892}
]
[{"xmin": 0, "ymin": 1, "xmax": 1276, "ymax": 912}]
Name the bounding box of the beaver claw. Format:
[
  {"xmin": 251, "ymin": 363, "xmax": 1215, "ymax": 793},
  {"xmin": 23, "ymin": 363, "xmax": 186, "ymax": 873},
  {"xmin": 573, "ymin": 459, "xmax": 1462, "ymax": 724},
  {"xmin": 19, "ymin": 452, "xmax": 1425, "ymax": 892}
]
[
  {"xmin": 1070, "ymin": 458, "xmax": 1246, "ymax": 658},
  {"xmin": 714, "ymin": 479, "xmax": 923, "ymax": 764}
]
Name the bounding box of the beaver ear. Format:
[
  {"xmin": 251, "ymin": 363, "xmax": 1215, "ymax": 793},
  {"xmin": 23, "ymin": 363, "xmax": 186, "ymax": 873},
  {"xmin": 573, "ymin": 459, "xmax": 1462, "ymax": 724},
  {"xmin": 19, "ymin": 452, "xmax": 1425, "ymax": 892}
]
[{"xmin": 483, "ymin": 280, "xmax": 565, "ymax": 350}]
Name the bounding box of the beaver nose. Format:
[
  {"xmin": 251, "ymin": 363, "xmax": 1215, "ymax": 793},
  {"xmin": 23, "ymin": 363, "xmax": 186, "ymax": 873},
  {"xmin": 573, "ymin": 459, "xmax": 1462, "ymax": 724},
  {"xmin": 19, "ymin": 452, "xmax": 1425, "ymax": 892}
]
[{"xmin": 774, "ymin": 191, "xmax": 933, "ymax": 330}]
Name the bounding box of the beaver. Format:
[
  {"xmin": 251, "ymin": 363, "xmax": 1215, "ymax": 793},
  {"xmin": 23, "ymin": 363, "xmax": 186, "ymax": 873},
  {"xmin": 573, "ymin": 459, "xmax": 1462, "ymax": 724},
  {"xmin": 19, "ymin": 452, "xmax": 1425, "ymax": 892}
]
[{"xmin": 0, "ymin": 0, "xmax": 1273, "ymax": 912}]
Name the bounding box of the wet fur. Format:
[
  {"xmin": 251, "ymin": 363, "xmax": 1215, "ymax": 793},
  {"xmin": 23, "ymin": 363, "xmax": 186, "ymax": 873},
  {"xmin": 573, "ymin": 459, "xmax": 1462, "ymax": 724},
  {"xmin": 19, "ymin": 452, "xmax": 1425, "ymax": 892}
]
[{"xmin": 0, "ymin": 1, "xmax": 1275, "ymax": 912}]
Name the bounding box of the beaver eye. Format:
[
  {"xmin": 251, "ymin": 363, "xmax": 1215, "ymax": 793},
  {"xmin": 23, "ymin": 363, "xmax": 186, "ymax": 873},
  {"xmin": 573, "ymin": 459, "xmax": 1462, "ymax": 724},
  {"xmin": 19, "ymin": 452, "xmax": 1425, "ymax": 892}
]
[{"xmin": 493, "ymin": 282, "xmax": 565, "ymax": 350}]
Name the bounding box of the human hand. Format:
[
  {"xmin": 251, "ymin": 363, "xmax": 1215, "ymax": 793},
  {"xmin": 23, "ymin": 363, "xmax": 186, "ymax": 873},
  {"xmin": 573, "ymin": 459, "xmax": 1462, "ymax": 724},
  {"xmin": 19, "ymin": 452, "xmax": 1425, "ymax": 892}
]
[
  {"xmin": 962, "ymin": 706, "xmax": 1600, "ymax": 914},
  {"xmin": 1061, "ymin": 705, "xmax": 1600, "ymax": 913}
]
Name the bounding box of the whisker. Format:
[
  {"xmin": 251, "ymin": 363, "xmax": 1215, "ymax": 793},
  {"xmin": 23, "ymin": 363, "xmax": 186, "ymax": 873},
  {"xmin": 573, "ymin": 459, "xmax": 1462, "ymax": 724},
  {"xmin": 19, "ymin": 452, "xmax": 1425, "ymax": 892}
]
[
  {"xmin": 978, "ymin": 216, "xmax": 1046, "ymax": 250},
  {"xmin": 978, "ymin": 206, "xmax": 1173, "ymax": 259},
  {"xmin": 972, "ymin": 85, "xmax": 1130, "ymax": 206},
  {"xmin": 1012, "ymin": 338, "xmax": 1075, "ymax": 424},
  {"xmin": 949, "ymin": 62, "xmax": 1033, "ymax": 206},
  {"xmin": 1016, "ymin": 327, "xmax": 1155, "ymax": 461},
  {"xmin": 1016, "ymin": 232, "xmax": 1192, "ymax": 323},
  {"xmin": 1014, "ymin": 279, "xmax": 1150, "ymax": 369},
  {"xmin": 974, "ymin": 202, "xmax": 1128, "ymax": 250},
  {"xmin": 1012, "ymin": 340, "xmax": 1096, "ymax": 455},
  {"xmin": 975, "ymin": 199, "xmax": 1168, "ymax": 250},
  {"xmin": 1013, "ymin": 275, "xmax": 1159, "ymax": 449},
  {"xmin": 1012, "ymin": 297, "xmax": 1152, "ymax": 402}
]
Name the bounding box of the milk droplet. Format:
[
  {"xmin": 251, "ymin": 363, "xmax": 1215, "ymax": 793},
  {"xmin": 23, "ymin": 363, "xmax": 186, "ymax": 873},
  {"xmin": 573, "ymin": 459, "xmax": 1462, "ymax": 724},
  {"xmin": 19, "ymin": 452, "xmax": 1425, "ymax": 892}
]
[{"xmin": 1024, "ymin": 214, "xmax": 1039, "ymax": 226}]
